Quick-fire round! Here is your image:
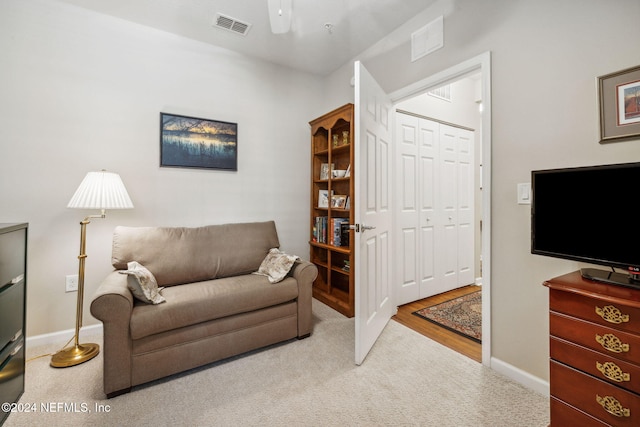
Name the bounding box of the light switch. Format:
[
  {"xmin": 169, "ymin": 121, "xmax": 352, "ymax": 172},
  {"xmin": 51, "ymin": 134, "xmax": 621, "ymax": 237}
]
[{"xmin": 517, "ymin": 183, "xmax": 531, "ymax": 205}]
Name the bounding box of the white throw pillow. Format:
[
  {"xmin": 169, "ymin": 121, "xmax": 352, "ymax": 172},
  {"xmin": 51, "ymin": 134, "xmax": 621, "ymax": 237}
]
[
  {"xmin": 254, "ymin": 248, "xmax": 299, "ymax": 283},
  {"xmin": 119, "ymin": 261, "xmax": 166, "ymax": 304}
]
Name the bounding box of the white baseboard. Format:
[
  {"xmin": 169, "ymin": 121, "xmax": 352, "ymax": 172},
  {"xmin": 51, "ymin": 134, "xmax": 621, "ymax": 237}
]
[
  {"xmin": 491, "ymin": 356, "xmax": 549, "ymax": 397},
  {"xmin": 26, "ymin": 324, "xmax": 103, "ymax": 349}
]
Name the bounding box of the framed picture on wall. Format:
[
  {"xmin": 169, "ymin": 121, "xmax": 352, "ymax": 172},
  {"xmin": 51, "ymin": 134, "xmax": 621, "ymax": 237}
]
[
  {"xmin": 597, "ymin": 65, "xmax": 640, "ymax": 143},
  {"xmin": 160, "ymin": 112, "xmax": 238, "ymax": 170}
]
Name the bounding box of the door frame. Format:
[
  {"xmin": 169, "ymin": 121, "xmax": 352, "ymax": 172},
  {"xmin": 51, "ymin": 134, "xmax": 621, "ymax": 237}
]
[{"xmin": 389, "ymin": 51, "xmax": 492, "ymax": 365}]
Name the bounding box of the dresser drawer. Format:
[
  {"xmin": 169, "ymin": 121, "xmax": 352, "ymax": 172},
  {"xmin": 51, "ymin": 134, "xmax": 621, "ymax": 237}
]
[
  {"xmin": 550, "ymin": 312, "xmax": 640, "ymax": 365},
  {"xmin": 0, "ymin": 281, "xmax": 24, "ymax": 351},
  {"xmin": 550, "ymin": 397, "xmax": 609, "ymax": 427},
  {"xmin": 0, "ymin": 227, "xmax": 26, "ymax": 288},
  {"xmin": 0, "ymin": 337, "xmax": 24, "ymax": 425},
  {"xmin": 550, "ymin": 288, "xmax": 640, "ymax": 335},
  {"xmin": 551, "ymin": 360, "xmax": 640, "ymax": 426},
  {"xmin": 551, "ymin": 336, "xmax": 640, "ymax": 394}
]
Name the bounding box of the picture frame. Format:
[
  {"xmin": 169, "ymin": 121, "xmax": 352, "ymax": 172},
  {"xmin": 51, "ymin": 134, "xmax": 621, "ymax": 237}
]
[
  {"xmin": 318, "ymin": 190, "xmax": 331, "ymax": 208},
  {"xmin": 597, "ymin": 65, "xmax": 640, "ymax": 143},
  {"xmin": 160, "ymin": 112, "xmax": 238, "ymax": 170},
  {"xmin": 331, "ymin": 195, "xmax": 348, "ymax": 209},
  {"xmin": 320, "ymin": 163, "xmax": 334, "ymax": 180}
]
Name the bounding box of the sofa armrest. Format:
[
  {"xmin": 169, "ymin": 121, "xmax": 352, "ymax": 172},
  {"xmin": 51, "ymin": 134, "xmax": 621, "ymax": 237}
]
[
  {"xmin": 90, "ymin": 271, "xmax": 134, "ymax": 396},
  {"xmin": 290, "ymin": 260, "xmax": 318, "ymax": 337}
]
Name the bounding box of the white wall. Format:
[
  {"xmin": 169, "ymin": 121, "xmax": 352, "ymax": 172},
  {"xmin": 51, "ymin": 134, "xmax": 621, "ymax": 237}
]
[
  {"xmin": 325, "ymin": 0, "xmax": 640, "ymax": 383},
  {"xmin": 396, "ymin": 78, "xmax": 480, "ymax": 130},
  {"xmin": 0, "ymin": 0, "xmax": 323, "ymax": 337}
]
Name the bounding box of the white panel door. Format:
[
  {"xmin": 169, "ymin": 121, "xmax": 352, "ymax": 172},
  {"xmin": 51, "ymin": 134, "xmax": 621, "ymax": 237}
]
[
  {"xmin": 395, "ymin": 113, "xmax": 419, "ymax": 304},
  {"xmin": 395, "ymin": 113, "xmax": 439, "ymax": 305},
  {"xmin": 455, "ymin": 127, "xmax": 475, "ymax": 287},
  {"xmin": 437, "ymin": 125, "xmax": 458, "ymax": 294},
  {"xmin": 418, "ymin": 119, "xmax": 439, "ymax": 299},
  {"xmin": 394, "ymin": 115, "xmax": 475, "ymax": 304},
  {"xmin": 354, "ymin": 61, "xmax": 394, "ymax": 366}
]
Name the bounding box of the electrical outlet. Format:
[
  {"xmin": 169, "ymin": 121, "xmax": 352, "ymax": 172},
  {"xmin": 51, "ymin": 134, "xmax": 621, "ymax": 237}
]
[{"xmin": 65, "ymin": 274, "xmax": 78, "ymax": 292}]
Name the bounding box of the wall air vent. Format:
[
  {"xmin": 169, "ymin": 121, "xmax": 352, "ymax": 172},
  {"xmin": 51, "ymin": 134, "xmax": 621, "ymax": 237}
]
[{"xmin": 214, "ymin": 13, "xmax": 252, "ymax": 36}]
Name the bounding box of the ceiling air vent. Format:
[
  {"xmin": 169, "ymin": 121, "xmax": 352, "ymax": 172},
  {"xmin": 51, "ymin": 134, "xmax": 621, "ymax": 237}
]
[{"xmin": 214, "ymin": 13, "xmax": 251, "ymax": 36}]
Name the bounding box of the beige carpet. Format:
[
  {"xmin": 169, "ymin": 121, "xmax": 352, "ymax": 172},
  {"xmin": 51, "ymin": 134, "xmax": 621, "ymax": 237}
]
[{"xmin": 5, "ymin": 300, "xmax": 549, "ymax": 426}]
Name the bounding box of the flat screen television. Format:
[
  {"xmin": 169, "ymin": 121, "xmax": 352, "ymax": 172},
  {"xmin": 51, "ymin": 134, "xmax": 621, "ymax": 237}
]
[{"xmin": 531, "ymin": 161, "xmax": 640, "ymax": 288}]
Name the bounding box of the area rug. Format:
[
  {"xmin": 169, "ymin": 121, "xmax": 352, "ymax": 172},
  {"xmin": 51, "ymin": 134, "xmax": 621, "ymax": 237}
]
[{"xmin": 413, "ymin": 290, "xmax": 482, "ymax": 343}]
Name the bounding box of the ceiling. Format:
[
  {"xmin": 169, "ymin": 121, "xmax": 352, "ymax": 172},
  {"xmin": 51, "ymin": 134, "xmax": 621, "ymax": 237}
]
[{"xmin": 56, "ymin": 0, "xmax": 436, "ymax": 75}]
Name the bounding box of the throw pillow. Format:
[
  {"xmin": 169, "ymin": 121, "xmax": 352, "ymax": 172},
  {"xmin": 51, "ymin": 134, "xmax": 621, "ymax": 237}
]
[
  {"xmin": 119, "ymin": 261, "xmax": 166, "ymax": 304},
  {"xmin": 254, "ymin": 248, "xmax": 299, "ymax": 284}
]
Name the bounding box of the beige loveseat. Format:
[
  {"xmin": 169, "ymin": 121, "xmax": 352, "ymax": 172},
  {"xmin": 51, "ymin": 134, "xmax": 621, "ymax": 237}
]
[{"xmin": 90, "ymin": 221, "xmax": 317, "ymax": 398}]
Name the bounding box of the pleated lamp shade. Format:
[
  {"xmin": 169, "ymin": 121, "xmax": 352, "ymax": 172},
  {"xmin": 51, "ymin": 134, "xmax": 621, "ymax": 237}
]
[{"xmin": 67, "ymin": 170, "xmax": 134, "ymax": 210}]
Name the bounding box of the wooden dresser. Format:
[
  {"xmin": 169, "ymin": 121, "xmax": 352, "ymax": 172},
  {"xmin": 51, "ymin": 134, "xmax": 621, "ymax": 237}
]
[{"xmin": 544, "ymin": 271, "xmax": 640, "ymax": 426}]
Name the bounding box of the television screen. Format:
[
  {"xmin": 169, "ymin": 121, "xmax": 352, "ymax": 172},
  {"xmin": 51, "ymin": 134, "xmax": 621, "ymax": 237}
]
[{"xmin": 531, "ymin": 162, "xmax": 640, "ymax": 286}]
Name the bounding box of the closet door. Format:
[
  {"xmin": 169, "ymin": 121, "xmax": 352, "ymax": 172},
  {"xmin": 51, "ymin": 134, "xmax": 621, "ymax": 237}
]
[
  {"xmin": 455, "ymin": 126, "xmax": 475, "ymax": 288},
  {"xmin": 395, "ymin": 113, "xmax": 439, "ymax": 304},
  {"xmin": 395, "ymin": 113, "xmax": 475, "ymax": 305},
  {"xmin": 436, "ymin": 124, "xmax": 475, "ymax": 293},
  {"xmin": 418, "ymin": 119, "xmax": 439, "ymax": 297},
  {"xmin": 437, "ymin": 125, "xmax": 459, "ymax": 294}
]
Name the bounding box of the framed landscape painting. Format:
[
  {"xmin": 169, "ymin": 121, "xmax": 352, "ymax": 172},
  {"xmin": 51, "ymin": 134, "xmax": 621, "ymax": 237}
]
[
  {"xmin": 160, "ymin": 112, "xmax": 237, "ymax": 170},
  {"xmin": 598, "ymin": 65, "xmax": 640, "ymax": 143}
]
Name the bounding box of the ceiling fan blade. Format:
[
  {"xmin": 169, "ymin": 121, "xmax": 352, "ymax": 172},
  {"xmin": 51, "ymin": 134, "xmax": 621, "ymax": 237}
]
[{"xmin": 267, "ymin": 0, "xmax": 292, "ymax": 34}]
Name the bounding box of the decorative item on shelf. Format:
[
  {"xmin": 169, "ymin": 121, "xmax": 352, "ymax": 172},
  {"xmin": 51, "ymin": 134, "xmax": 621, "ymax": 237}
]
[
  {"xmin": 342, "ymin": 130, "xmax": 349, "ymax": 145},
  {"xmin": 342, "ymin": 260, "xmax": 350, "ymax": 272},
  {"xmin": 331, "ymin": 169, "xmax": 347, "ymax": 178},
  {"xmin": 320, "ymin": 163, "xmax": 333, "ymax": 180},
  {"xmin": 318, "ymin": 190, "xmax": 331, "ymax": 208},
  {"xmin": 331, "ymin": 195, "xmax": 348, "ymax": 209},
  {"xmin": 51, "ymin": 170, "xmax": 134, "ymax": 368},
  {"xmin": 344, "ymin": 164, "xmax": 351, "ymax": 178},
  {"xmin": 333, "ymin": 134, "xmax": 339, "ymax": 147}
]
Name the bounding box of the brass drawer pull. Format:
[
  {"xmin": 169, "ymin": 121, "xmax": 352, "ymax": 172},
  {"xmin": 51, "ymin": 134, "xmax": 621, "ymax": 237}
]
[
  {"xmin": 596, "ymin": 333, "xmax": 630, "ymax": 353},
  {"xmin": 596, "ymin": 395, "xmax": 631, "ymax": 418},
  {"xmin": 596, "ymin": 361, "xmax": 631, "ymax": 383},
  {"xmin": 596, "ymin": 305, "xmax": 630, "ymax": 324}
]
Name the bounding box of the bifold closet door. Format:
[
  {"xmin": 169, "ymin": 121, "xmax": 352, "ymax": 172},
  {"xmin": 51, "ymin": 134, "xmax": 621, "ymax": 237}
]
[{"xmin": 395, "ymin": 112, "xmax": 474, "ymax": 306}]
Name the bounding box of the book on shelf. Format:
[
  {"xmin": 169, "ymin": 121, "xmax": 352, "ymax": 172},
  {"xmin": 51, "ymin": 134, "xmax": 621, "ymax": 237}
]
[
  {"xmin": 313, "ymin": 216, "xmax": 328, "ymax": 243},
  {"xmin": 330, "ymin": 218, "xmax": 350, "ymax": 247},
  {"xmin": 314, "ymin": 216, "xmax": 349, "ymax": 247},
  {"xmin": 340, "ymin": 221, "xmax": 350, "ymax": 247}
]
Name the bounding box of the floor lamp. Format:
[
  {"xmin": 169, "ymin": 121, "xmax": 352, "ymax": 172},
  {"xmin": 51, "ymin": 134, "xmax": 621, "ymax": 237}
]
[{"xmin": 51, "ymin": 170, "xmax": 134, "ymax": 368}]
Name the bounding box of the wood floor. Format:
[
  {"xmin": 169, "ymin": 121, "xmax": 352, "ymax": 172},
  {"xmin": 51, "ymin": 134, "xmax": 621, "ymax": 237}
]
[{"xmin": 392, "ymin": 285, "xmax": 482, "ymax": 363}]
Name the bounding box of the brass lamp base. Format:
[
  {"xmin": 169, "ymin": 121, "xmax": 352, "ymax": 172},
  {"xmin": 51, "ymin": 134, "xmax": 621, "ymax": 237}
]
[{"xmin": 50, "ymin": 343, "xmax": 100, "ymax": 368}]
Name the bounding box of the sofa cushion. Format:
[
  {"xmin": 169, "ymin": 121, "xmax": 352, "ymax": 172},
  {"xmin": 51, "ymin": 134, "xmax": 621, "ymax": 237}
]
[
  {"xmin": 119, "ymin": 261, "xmax": 166, "ymax": 304},
  {"xmin": 254, "ymin": 248, "xmax": 299, "ymax": 283},
  {"xmin": 129, "ymin": 274, "xmax": 298, "ymax": 340},
  {"xmin": 111, "ymin": 221, "xmax": 280, "ymax": 287}
]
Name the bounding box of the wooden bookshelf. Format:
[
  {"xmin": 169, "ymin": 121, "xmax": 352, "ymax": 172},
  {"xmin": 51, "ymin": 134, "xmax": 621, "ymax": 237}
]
[{"xmin": 309, "ymin": 104, "xmax": 355, "ymax": 317}]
